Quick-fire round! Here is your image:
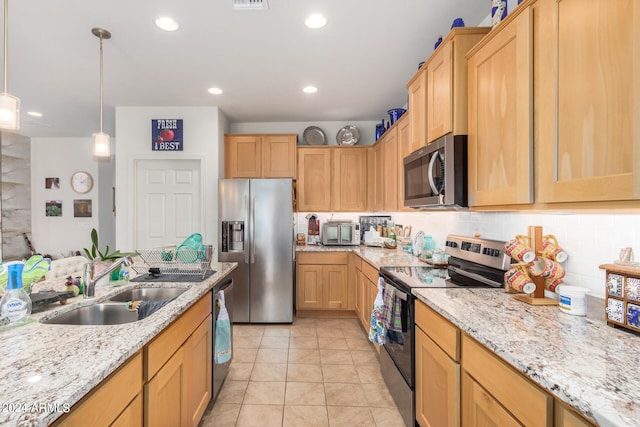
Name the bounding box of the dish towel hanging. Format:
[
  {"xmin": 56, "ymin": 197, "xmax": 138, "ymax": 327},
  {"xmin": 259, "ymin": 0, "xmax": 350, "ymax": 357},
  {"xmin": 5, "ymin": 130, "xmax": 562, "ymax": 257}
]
[
  {"xmin": 368, "ymin": 278, "xmax": 386, "ymax": 346},
  {"xmin": 214, "ymin": 290, "xmax": 232, "ymax": 364},
  {"xmin": 382, "ymin": 284, "xmax": 404, "ymax": 345}
]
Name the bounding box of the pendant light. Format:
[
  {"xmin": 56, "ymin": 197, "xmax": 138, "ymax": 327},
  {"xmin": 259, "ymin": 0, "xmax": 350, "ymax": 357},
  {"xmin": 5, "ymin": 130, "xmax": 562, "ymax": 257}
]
[
  {"xmin": 92, "ymin": 27, "xmax": 111, "ymax": 157},
  {"xmin": 0, "ymin": 0, "xmax": 20, "ymax": 130}
]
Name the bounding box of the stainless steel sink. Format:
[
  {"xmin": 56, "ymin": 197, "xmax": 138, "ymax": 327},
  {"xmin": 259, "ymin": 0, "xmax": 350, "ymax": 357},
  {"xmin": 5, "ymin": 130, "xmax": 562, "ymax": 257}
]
[
  {"xmin": 41, "ymin": 304, "xmax": 138, "ymax": 325},
  {"xmin": 108, "ymin": 287, "xmax": 187, "ymax": 303}
]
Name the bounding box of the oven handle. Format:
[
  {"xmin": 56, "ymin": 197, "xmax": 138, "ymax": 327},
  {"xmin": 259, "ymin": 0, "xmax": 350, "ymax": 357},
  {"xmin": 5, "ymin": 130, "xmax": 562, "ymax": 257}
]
[
  {"xmin": 448, "ymin": 265, "xmax": 503, "ymax": 288},
  {"xmin": 381, "ymin": 278, "xmax": 409, "ymax": 301}
]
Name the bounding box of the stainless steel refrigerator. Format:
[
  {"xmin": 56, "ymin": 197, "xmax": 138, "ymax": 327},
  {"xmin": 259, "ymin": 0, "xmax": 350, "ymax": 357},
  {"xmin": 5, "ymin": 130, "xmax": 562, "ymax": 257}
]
[{"xmin": 218, "ymin": 178, "xmax": 294, "ymax": 323}]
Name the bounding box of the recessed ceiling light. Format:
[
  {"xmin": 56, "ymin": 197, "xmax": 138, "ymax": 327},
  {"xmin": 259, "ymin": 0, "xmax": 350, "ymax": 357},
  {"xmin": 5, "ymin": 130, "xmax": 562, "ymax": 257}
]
[
  {"xmin": 27, "ymin": 111, "xmax": 43, "ymax": 117},
  {"xmin": 305, "ymin": 14, "xmax": 327, "ymax": 29},
  {"xmin": 208, "ymin": 87, "xmax": 223, "ymax": 95},
  {"xmin": 155, "ymin": 16, "xmax": 179, "ymax": 31},
  {"xmin": 303, "ymin": 86, "xmax": 318, "ymax": 94}
]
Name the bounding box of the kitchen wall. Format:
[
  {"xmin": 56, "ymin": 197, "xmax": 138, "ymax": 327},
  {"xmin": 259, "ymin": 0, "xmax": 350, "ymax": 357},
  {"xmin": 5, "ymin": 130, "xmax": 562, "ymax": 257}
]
[
  {"xmin": 230, "ymin": 121, "xmax": 380, "ymax": 146},
  {"xmin": 30, "ymin": 137, "xmax": 103, "ymax": 258},
  {"xmin": 114, "ymin": 106, "xmax": 223, "ymax": 258},
  {"xmin": 296, "ymin": 210, "xmax": 640, "ymax": 298}
]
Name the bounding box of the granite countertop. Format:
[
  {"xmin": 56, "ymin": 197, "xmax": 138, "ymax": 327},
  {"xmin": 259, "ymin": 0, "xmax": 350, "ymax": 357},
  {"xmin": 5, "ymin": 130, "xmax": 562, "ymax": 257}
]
[
  {"xmin": 296, "ymin": 244, "xmax": 425, "ymax": 268},
  {"xmin": 0, "ymin": 262, "xmax": 237, "ymax": 427},
  {"xmin": 413, "ymin": 288, "xmax": 639, "ymax": 427}
]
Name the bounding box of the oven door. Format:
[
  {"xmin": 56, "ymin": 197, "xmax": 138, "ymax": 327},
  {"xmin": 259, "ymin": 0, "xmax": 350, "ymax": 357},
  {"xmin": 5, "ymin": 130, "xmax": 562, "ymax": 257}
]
[{"xmin": 380, "ymin": 274, "xmax": 413, "ymax": 388}]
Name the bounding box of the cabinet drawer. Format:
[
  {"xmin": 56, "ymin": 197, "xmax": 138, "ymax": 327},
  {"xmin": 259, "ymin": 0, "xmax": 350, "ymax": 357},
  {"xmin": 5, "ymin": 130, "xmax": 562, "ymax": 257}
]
[
  {"xmin": 297, "ymin": 252, "xmax": 349, "ymax": 265},
  {"xmin": 462, "ymin": 334, "xmax": 551, "ymax": 426},
  {"xmin": 146, "ymin": 293, "xmax": 212, "ymax": 380},
  {"xmin": 415, "ymin": 300, "xmax": 460, "ymax": 361},
  {"xmin": 362, "ymin": 261, "xmax": 379, "ymax": 284},
  {"xmin": 56, "ymin": 352, "xmax": 142, "ymax": 426}
]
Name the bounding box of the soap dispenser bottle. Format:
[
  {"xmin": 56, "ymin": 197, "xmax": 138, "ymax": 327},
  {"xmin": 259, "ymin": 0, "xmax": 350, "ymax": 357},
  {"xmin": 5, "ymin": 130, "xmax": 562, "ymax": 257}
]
[{"xmin": 0, "ymin": 262, "xmax": 32, "ymax": 324}]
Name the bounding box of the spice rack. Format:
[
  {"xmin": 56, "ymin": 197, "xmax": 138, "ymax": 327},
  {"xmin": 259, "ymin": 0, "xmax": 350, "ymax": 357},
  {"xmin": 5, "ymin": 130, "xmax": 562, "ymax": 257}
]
[
  {"xmin": 599, "ymin": 263, "xmax": 640, "ymax": 333},
  {"xmin": 510, "ymin": 226, "xmax": 559, "ymax": 306}
]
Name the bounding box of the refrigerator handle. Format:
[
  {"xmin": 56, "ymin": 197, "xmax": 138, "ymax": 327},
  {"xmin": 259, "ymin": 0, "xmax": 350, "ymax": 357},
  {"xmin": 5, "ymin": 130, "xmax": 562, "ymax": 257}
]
[
  {"xmin": 244, "ymin": 195, "xmax": 249, "ymax": 264},
  {"xmin": 250, "ymin": 195, "xmax": 256, "ymax": 264}
]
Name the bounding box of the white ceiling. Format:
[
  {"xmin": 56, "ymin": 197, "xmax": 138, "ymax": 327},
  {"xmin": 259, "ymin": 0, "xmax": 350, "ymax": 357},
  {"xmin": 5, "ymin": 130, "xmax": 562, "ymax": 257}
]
[{"xmin": 4, "ymin": 0, "xmax": 490, "ymax": 138}]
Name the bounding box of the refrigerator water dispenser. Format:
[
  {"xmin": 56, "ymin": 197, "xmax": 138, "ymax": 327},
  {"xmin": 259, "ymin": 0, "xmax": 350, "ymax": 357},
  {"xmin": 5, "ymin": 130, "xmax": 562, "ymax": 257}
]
[{"xmin": 221, "ymin": 221, "xmax": 244, "ymax": 252}]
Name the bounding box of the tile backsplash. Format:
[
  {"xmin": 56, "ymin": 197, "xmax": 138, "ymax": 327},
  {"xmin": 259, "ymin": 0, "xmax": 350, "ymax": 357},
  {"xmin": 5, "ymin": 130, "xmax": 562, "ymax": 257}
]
[{"xmin": 296, "ymin": 210, "xmax": 640, "ymax": 297}]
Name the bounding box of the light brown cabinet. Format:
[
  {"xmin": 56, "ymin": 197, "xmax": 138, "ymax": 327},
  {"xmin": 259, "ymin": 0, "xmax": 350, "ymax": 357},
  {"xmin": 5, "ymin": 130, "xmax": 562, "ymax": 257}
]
[
  {"xmin": 537, "ymin": 0, "xmax": 640, "ymax": 204},
  {"xmin": 368, "ymin": 142, "xmax": 384, "ymax": 211},
  {"xmin": 554, "ymin": 400, "xmax": 596, "ymax": 427},
  {"xmin": 407, "ymin": 67, "xmax": 428, "ymax": 151},
  {"xmin": 185, "ymin": 314, "xmax": 213, "ymax": 426},
  {"xmin": 397, "ymin": 114, "xmax": 412, "ymax": 210},
  {"xmin": 296, "ymin": 252, "xmax": 349, "ymax": 311},
  {"xmin": 426, "ymin": 28, "xmax": 490, "ymax": 143},
  {"xmin": 467, "ymin": 5, "xmax": 534, "ymax": 207},
  {"xmin": 297, "ymin": 146, "xmax": 367, "ymax": 212},
  {"xmin": 147, "ymin": 346, "xmax": 188, "ymax": 427},
  {"xmin": 415, "ymin": 301, "xmax": 460, "ymax": 427},
  {"xmin": 382, "ymin": 128, "xmax": 398, "ymax": 211},
  {"xmin": 461, "ymin": 371, "xmax": 520, "ymax": 427},
  {"xmin": 225, "ymin": 134, "xmax": 296, "ymax": 178},
  {"xmin": 54, "ymin": 352, "xmax": 143, "ymax": 427}
]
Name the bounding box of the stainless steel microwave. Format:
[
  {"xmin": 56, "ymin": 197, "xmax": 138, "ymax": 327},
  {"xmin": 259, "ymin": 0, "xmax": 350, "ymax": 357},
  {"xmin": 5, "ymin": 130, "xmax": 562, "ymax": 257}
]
[
  {"xmin": 403, "ymin": 134, "xmax": 468, "ymax": 209},
  {"xmin": 322, "ymin": 221, "xmax": 360, "ymax": 246}
]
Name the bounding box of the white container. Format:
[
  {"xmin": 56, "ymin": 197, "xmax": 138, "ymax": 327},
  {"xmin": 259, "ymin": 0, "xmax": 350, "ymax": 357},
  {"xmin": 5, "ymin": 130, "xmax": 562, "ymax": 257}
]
[{"xmin": 557, "ymin": 285, "xmax": 589, "ymax": 316}]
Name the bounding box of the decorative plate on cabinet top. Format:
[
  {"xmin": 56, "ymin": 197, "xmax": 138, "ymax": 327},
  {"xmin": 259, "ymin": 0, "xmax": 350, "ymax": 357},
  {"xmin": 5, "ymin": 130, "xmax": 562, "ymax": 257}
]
[
  {"xmin": 336, "ymin": 125, "xmax": 360, "ymax": 146},
  {"xmin": 303, "ymin": 126, "xmax": 327, "ymax": 145}
]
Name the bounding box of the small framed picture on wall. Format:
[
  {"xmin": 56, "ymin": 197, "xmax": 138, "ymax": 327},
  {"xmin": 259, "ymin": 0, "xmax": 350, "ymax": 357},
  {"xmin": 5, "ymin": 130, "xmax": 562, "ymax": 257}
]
[
  {"xmin": 45, "ymin": 200, "xmax": 62, "ymax": 217},
  {"xmin": 45, "ymin": 177, "xmax": 60, "ymax": 189},
  {"xmin": 73, "ymin": 199, "xmax": 92, "ymax": 218}
]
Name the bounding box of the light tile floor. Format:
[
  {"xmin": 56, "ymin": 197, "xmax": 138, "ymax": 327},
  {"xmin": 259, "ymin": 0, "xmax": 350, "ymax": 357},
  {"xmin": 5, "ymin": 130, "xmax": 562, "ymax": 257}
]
[{"xmin": 200, "ymin": 317, "xmax": 405, "ymax": 427}]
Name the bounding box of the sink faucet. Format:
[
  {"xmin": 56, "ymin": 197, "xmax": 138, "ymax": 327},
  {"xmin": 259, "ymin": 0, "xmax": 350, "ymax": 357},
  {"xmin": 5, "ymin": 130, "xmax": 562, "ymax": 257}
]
[{"xmin": 83, "ymin": 256, "xmax": 133, "ymax": 298}]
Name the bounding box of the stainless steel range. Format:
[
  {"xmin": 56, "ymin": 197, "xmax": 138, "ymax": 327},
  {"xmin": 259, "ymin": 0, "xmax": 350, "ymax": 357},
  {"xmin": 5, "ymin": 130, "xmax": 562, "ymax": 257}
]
[{"xmin": 378, "ymin": 234, "xmax": 510, "ymax": 427}]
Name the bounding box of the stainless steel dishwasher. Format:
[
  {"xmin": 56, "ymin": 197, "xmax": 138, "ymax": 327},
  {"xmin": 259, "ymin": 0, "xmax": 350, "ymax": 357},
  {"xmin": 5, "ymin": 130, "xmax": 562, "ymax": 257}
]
[{"xmin": 212, "ymin": 277, "xmax": 233, "ymax": 400}]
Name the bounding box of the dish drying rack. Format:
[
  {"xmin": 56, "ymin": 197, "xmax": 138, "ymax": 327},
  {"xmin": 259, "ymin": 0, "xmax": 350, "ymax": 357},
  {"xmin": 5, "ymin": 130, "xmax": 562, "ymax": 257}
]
[{"xmin": 132, "ymin": 246, "xmax": 213, "ymax": 279}]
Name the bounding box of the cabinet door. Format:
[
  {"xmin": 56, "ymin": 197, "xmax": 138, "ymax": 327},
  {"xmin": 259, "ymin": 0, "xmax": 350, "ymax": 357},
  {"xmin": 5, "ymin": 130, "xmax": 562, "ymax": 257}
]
[
  {"xmin": 382, "ymin": 128, "xmax": 398, "ymax": 211},
  {"xmin": 538, "ymin": 0, "xmax": 640, "ymax": 203},
  {"xmin": 467, "ymin": 7, "xmax": 533, "ymax": 206},
  {"xmin": 333, "ymin": 148, "xmax": 368, "ymax": 211},
  {"xmin": 355, "ymin": 267, "xmax": 364, "ymax": 323},
  {"xmin": 147, "ymin": 346, "xmax": 188, "ymax": 427},
  {"xmin": 397, "ymin": 115, "xmax": 412, "ymax": 210},
  {"xmin": 262, "ymin": 134, "xmax": 296, "ymax": 178},
  {"xmin": 111, "ymin": 393, "xmax": 143, "ymax": 427},
  {"xmin": 368, "ymin": 143, "xmax": 384, "ymax": 211},
  {"xmin": 323, "ymin": 264, "xmax": 348, "ymax": 309},
  {"xmin": 408, "ymin": 69, "xmax": 428, "ymax": 151},
  {"xmin": 415, "ymin": 326, "xmax": 460, "ymax": 427},
  {"xmin": 461, "ymin": 371, "xmax": 520, "ymax": 427},
  {"xmin": 185, "ymin": 315, "xmax": 213, "ymax": 426},
  {"xmin": 427, "ymin": 39, "xmax": 453, "ymax": 143},
  {"xmin": 224, "ymin": 135, "xmax": 262, "ymax": 178},
  {"xmin": 296, "ymin": 265, "xmax": 324, "ymax": 309},
  {"xmin": 297, "ymin": 148, "xmax": 332, "ymax": 211},
  {"xmin": 555, "ymin": 400, "xmax": 596, "ymax": 427}
]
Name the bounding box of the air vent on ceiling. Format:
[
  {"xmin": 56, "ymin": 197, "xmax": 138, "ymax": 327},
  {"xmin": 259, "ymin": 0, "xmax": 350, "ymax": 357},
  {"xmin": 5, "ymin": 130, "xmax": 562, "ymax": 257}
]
[{"xmin": 233, "ymin": 0, "xmax": 269, "ymax": 11}]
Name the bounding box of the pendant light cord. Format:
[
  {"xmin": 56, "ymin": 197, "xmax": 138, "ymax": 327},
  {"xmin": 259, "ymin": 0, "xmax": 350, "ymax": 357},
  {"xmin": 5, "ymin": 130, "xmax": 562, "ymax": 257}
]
[
  {"xmin": 99, "ymin": 34, "xmax": 103, "ymax": 133},
  {"xmin": 4, "ymin": 0, "xmax": 8, "ymax": 93}
]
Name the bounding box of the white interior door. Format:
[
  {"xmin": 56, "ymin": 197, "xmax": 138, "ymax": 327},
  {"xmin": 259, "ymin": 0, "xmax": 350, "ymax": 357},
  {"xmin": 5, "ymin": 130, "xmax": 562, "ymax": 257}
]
[{"xmin": 135, "ymin": 159, "xmax": 202, "ymax": 249}]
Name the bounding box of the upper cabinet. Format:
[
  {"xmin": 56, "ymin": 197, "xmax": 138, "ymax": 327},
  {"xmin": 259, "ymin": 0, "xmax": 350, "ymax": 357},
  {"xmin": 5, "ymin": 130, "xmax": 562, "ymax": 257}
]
[
  {"xmin": 407, "ymin": 68, "xmax": 428, "ymax": 151},
  {"xmin": 467, "ymin": 5, "xmax": 534, "ymax": 207},
  {"xmin": 225, "ymin": 134, "xmax": 296, "ymax": 179},
  {"xmin": 537, "ymin": 0, "xmax": 640, "ymax": 204},
  {"xmin": 297, "ymin": 146, "xmax": 368, "ymax": 212},
  {"xmin": 397, "ymin": 115, "xmax": 412, "ymax": 210},
  {"xmin": 426, "ymin": 28, "xmax": 490, "ymax": 143},
  {"xmin": 382, "ymin": 128, "xmax": 398, "ymax": 211}
]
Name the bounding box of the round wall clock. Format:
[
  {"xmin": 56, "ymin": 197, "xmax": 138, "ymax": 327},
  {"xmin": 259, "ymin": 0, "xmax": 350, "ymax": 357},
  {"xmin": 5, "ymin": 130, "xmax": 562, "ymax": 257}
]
[{"xmin": 70, "ymin": 171, "xmax": 94, "ymax": 194}]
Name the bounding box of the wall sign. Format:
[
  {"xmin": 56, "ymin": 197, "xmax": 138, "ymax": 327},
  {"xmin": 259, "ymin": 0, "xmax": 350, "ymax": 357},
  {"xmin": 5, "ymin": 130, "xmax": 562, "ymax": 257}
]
[{"xmin": 152, "ymin": 119, "xmax": 183, "ymax": 151}]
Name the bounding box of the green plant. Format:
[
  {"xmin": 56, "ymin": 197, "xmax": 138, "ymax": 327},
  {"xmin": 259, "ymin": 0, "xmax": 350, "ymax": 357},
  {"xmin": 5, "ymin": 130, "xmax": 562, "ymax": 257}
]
[{"xmin": 83, "ymin": 228, "xmax": 138, "ymax": 261}]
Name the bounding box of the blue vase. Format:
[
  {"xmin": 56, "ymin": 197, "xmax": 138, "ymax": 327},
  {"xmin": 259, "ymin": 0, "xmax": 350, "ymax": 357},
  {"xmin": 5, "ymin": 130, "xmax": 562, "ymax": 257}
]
[
  {"xmin": 434, "ymin": 35, "xmax": 443, "ymax": 50},
  {"xmin": 451, "ymin": 18, "xmax": 465, "ymax": 29},
  {"xmin": 375, "ymin": 124, "xmax": 385, "ymax": 140}
]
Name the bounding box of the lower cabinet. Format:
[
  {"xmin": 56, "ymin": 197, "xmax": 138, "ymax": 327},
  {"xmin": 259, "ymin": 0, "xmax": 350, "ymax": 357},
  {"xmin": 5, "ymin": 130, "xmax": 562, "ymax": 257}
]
[
  {"xmin": 415, "ymin": 299, "xmax": 595, "ymax": 427},
  {"xmin": 55, "ymin": 291, "xmax": 214, "ymax": 427},
  {"xmin": 54, "ymin": 352, "xmax": 143, "ymax": 426},
  {"xmin": 296, "ymin": 252, "xmax": 349, "ymax": 312}
]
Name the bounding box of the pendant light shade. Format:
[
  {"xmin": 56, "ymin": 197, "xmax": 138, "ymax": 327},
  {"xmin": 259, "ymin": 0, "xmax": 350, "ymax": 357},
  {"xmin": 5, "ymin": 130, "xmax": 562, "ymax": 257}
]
[
  {"xmin": 92, "ymin": 27, "xmax": 111, "ymax": 158},
  {"xmin": 1, "ymin": 0, "xmax": 20, "ymax": 130}
]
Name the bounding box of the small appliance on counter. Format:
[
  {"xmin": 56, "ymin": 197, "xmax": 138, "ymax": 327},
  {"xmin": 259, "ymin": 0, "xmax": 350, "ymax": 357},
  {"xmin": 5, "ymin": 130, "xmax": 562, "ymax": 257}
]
[
  {"xmin": 321, "ymin": 221, "xmax": 360, "ymax": 246},
  {"xmin": 359, "ymin": 215, "xmax": 392, "ymax": 243},
  {"xmin": 306, "ymin": 214, "xmax": 320, "ymax": 245}
]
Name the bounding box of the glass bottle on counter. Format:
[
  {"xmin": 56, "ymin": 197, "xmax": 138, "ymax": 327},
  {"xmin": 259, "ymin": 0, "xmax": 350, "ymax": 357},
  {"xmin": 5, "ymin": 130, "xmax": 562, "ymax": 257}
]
[{"xmin": 421, "ymin": 235, "xmax": 435, "ymax": 259}]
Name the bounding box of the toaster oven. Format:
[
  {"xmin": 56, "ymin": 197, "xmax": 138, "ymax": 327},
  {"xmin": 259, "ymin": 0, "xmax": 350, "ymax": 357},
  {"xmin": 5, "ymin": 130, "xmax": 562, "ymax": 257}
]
[{"xmin": 321, "ymin": 221, "xmax": 360, "ymax": 246}]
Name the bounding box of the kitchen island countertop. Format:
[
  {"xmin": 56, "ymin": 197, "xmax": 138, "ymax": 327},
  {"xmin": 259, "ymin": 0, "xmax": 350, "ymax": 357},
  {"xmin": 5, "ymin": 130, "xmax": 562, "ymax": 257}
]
[
  {"xmin": 413, "ymin": 287, "xmax": 639, "ymax": 427},
  {"xmin": 0, "ymin": 262, "xmax": 237, "ymax": 427}
]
